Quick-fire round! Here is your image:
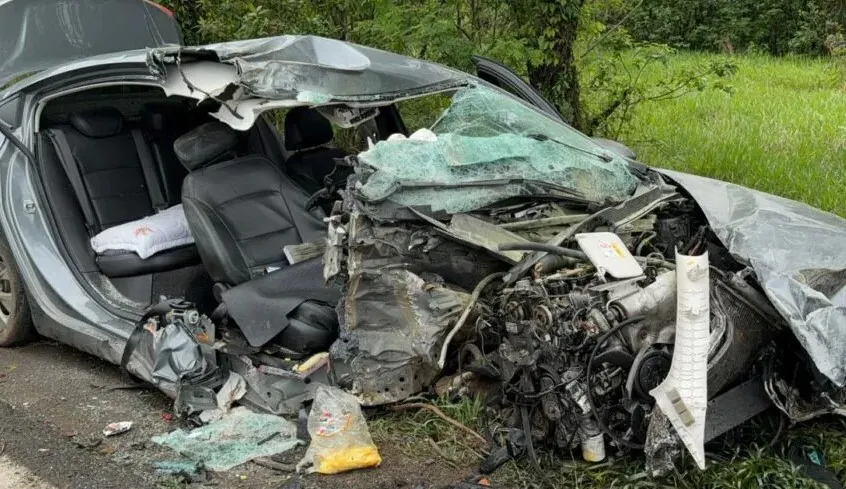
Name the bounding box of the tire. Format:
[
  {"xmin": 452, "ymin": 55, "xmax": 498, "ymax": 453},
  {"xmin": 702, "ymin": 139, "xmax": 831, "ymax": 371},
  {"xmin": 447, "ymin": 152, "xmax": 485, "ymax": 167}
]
[{"xmin": 0, "ymin": 235, "xmax": 32, "ymax": 346}]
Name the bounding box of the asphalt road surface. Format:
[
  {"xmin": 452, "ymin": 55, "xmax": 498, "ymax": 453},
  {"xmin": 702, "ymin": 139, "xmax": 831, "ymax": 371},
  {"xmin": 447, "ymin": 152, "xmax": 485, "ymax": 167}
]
[
  {"xmin": 0, "ymin": 457, "xmax": 55, "ymax": 489},
  {"xmin": 0, "ymin": 340, "xmax": 470, "ymax": 489}
]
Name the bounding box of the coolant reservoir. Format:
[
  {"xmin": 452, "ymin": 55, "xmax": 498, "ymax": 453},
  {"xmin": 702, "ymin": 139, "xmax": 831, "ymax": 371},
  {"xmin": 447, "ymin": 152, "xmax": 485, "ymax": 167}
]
[{"xmin": 576, "ymin": 232, "xmax": 644, "ymax": 279}]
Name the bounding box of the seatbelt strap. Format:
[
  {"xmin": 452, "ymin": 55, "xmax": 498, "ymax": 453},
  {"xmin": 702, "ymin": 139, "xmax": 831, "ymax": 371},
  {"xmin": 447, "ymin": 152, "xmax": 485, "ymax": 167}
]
[
  {"xmin": 131, "ymin": 129, "xmax": 167, "ymax": 212},
  {"xmin": 47, "ymin": 130, "xmax": 99, "ymax": 235}
]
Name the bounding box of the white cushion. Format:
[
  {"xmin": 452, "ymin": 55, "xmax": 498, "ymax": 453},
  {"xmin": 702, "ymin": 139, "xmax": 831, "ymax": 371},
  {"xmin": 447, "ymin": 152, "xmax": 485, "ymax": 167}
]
[{"xmin": 90, "ymin": 204, "xmax": 194, "ymax": 259}]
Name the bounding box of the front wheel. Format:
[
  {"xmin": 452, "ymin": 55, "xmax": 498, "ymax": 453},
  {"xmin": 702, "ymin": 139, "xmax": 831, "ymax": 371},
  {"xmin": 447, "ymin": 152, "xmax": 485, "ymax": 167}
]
[{"xmin": 0, "ymin": 235, "xmax": 32, "ymax": 346}]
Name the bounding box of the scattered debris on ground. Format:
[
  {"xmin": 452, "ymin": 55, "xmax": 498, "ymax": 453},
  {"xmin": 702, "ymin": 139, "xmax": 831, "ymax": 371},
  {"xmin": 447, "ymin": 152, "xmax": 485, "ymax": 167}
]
[
  {"xmin": 102, "ymin": 422, "xmax": 133, "ymax": 437},
  {"xmin": 152, "ymin": 406, "xmax": 301, "ymax": 471},
  {"xmin": 152, "ymin": 460, "xmax": 208, "ymax": 483}
]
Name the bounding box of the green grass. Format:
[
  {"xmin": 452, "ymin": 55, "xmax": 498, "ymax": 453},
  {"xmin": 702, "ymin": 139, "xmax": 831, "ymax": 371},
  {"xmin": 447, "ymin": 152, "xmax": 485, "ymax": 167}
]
[
  {"xmin": 372, "ymin": 397, "xmax": 846, "ymax": 488},
  {"xmin": 615, "ymin": 52, "xmax": 846, "ymax": 217},
  {"xmin": 369, "ymin": 395, "xmax": 489, "ymax": 467}
]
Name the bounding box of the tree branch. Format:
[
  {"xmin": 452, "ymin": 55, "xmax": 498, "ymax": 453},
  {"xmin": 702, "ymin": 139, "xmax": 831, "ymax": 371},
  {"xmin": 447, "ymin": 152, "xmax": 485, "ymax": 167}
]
[{"xmin": 579, "ymin": 0, "xmax": 645, "ymax": 59}]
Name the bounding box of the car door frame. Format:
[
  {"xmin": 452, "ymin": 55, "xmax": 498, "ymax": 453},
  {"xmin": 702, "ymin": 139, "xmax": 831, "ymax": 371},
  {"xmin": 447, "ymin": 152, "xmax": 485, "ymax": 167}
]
[{"xmin": 472, "ymin": 55, "xmax": 565, "ymax": 122}]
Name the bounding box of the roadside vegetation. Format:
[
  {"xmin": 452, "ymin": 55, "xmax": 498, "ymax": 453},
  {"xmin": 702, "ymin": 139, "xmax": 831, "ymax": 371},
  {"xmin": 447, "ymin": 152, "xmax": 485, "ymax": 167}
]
[{"xmin": 615, "ymin": 52, "xmax": 846, "ymax": 217}]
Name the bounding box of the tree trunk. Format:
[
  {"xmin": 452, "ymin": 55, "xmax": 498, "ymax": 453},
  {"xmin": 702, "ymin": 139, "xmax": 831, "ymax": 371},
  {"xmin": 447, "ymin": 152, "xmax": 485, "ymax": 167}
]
[{"xmin": 525, "ymin": 0, "xmax": 585, "ymax": 131}]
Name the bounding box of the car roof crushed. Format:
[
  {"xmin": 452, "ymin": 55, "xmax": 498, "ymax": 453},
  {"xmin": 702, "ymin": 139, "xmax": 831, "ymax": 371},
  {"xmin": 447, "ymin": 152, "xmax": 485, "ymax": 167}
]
[{"xmin": 145, "ymin": 35, "xmax": 472, "ymax": 130}]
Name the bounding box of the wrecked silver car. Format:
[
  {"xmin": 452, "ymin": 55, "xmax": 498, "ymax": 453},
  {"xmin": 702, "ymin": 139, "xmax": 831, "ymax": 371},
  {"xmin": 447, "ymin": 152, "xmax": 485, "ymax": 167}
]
[{"xmin": 1, "ymin": 5, "xmax": 846, "ymax": 472}]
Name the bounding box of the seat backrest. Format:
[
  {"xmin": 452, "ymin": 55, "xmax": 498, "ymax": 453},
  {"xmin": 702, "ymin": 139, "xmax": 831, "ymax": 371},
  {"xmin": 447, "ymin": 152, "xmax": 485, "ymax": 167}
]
[
  {"xmin": 176, "ymin": 123, "xmax": 326, "ymax": 285},
  {"xmin": 284, "ymin": 106, "xmax": 336, "ymax": 152},
  {"xmin": 283, "ymin": 107, "xmax": 348, "ymax": 194},
  {"xmin": 49, "ymin": 108, "xmax": 155, "ymax": 232},
  {"xmin": 36, "ymin": 133, "xmax": 99, "ymax": 273}
]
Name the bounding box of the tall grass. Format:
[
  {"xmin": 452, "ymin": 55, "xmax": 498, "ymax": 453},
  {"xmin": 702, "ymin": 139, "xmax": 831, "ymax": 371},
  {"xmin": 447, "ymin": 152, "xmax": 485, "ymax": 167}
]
[{"xmin": 612, "ymin": 53, "xmax": 846, "ymax": 216}]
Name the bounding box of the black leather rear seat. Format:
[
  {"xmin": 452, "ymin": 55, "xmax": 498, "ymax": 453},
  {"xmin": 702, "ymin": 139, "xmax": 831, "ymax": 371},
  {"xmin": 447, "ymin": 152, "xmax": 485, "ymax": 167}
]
[{"xmin": 44, "ymin": 107, "xmax": 199, "ymax": 278}]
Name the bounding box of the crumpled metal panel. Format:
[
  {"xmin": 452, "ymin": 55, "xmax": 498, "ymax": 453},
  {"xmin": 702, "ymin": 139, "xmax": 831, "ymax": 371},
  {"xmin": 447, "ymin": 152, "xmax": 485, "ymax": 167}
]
[
  {"xmin": 147, "ymin": 35, "xmax": 468, "ymax": 103},
  {"xmin": 125, "ymin": 322, "xmax": 208, "ymax": 399},
  {"xmin": 662, "ymin": 169, "xmax": 846, "ymax": 386},
  {"xmin": 332, "ymin": 267, "xmax": 471, "ymax": 405},
  {"xmin": 329, "ymin": 212, "xmax": 504, "ymax": 405}
]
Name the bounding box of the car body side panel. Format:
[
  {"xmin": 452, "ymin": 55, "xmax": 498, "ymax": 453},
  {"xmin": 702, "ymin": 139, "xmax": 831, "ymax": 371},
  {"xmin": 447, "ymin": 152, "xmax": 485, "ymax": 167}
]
[
  {"xmin": 661, "ymin": 169, "xmax": 846, "ymax": 386},
  {"xmin": 0, "ymin": 73, "xmax": 161, "ymax": 365}
]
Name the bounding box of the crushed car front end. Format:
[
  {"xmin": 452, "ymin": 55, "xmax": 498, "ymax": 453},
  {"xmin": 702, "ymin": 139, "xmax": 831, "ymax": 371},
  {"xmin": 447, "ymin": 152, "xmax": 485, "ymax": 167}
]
[{"xmin": 7, "ymin": 33, "xmax": 846, "ymax": 473}]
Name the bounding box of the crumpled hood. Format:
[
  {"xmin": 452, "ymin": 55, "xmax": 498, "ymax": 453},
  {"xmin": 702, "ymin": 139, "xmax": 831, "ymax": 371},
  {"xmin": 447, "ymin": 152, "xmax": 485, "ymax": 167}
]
[{"xmin": 662, "ymin": 169, "xmax": 846, "ymax": 386}]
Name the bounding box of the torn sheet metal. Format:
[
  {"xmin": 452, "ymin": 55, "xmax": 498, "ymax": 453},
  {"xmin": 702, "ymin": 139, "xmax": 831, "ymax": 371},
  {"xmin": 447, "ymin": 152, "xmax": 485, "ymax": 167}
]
[
  {"xmin": 124, "ymin": 306, "xmax": 216, "ymax": 400},
  {"xmin": 152, "ymin": 406, "xmax": 301, "ymax": 471},
  {"xmin": 662, "ymin": 170, "xmax": 846, "ymax": 386},
  {"xmin": 329, "ymin": 212, "xmax": 505, "ymax": 405},
  {"xmin": 650, "ymin": 251, "xmax": 709, "ymax": 470},
  {"xmin": 223, "ymin": 353, "xmax": 329, "ymax": 416},
  {"xmin": 332, "ymin": 267, "xmax": 472, "ymax": 405},
  {"xmin": 148, "ymin": 35, "xmax": 468, "ymax": 104},
  {"xmin": 356, "ymin": 87, "xmax": 637, "ymax": 212}
]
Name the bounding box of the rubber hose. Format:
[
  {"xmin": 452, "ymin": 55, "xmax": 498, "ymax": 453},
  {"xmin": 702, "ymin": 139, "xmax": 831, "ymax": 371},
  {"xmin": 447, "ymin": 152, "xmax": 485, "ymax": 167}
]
[{"xmin": 437, "ymin": 272, "xmax": 505, "ymax": 370}]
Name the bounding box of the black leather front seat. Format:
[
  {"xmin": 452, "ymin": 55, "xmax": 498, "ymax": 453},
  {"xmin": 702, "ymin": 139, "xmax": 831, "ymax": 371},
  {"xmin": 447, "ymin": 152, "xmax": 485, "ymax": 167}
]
[
  {"xmin": 283, "ymin": 107, "xmax": 349, "ymax": 194},
  {"xmin": 175, "ymin": 122, "xmax": 339, "ymax": 353},
  {"xmin": 176, "ymin": 122, "xmax": 327, "ymax": 285}
]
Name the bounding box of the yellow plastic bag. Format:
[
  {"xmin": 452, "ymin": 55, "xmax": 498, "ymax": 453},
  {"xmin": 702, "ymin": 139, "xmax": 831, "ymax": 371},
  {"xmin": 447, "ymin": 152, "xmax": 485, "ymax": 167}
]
[{"xmin": 297, "ymin": 386, "xmax": 382, "ymax": 474}]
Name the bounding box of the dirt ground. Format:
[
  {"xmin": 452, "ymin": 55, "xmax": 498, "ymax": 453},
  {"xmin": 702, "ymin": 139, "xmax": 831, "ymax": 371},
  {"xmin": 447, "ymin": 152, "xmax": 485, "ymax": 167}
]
[
  {"xmin": 0, "ymin": 341, "xmax": 477, "ymax": 489},
  {"xmin": 0, "ymin": 457, "xmax": 56, "ymax": 489}
]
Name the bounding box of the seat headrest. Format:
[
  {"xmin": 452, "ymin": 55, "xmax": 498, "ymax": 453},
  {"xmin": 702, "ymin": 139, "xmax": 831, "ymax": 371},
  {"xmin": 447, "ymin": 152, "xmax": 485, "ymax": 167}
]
[
  {"xmin": 69, "ymin": 108, "xmax": 123, "ymax": 138},
  {"xmin": 141, "ymin": 103, "xmax": 189, "ymax": 133},
  {"xmin": 284, "ymin": 107, "xmax": 334, "ymax": 151},
  {"xmin": 173, "ymin": 121, "xmax": 239, "ymax": 171}
]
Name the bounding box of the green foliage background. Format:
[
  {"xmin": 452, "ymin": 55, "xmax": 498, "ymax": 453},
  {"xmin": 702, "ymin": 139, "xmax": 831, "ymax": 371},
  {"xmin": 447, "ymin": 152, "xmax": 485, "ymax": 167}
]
[
  {"xmin": 623, "ymin": 0, "xmax": 846, "ymax": 56},
  {"xmin": 161, "ymin": 0, "xmax": 750, "ymax": 137}
]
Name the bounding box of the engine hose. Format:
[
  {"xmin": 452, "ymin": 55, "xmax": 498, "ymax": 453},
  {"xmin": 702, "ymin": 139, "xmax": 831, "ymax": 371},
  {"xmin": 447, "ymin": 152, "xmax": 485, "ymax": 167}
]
[
  {"xmin": 499, "ymin": 243, "xmax": 676, "ymax": 271},
  {"xmin": 586, "ymin": 315, "xmax": 647, "ymax": 450},
  {"xmin": 437, "ymin": 272, "xmax": 505, "ymax": 370},
  {"xmin": 499, "ymin": 242, "xmax": 588, "ymax": 260}
]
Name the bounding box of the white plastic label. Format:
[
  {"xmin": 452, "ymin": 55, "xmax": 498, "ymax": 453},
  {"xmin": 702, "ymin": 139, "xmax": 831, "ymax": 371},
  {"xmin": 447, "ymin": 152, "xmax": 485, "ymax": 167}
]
[{"xmin": 575, "ymin": 232, "xmax": 644, "ymax": 279}]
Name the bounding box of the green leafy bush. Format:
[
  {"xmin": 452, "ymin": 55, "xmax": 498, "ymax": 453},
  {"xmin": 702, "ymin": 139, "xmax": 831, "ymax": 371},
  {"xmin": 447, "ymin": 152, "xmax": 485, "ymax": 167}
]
[{"xmin": 623, "ymin": 0, "xmax": 846, "ymax": 56}]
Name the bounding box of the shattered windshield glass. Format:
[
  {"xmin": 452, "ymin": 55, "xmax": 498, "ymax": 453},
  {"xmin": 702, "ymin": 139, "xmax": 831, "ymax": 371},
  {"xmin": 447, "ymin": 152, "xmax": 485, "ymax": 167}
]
[{"xmin": 356, "ymin": 86, "xmax": 640, "ymax": 213}]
